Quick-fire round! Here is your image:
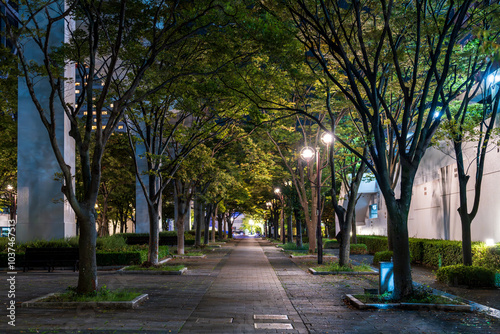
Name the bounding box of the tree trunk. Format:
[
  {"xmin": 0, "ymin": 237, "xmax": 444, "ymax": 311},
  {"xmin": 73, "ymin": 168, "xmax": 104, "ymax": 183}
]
[
  {"xmin": 204, "ymin": 204, "xmax": 212, "ymax": 245},
  {"xmin": 293, "ymin": 208, "xmax": 303, "ymax": 248},
  {"xmin": 211, "ymin": 205, "xmax": 218, "ymax": 243},
  {"xmin": 337, "ymin": 214, "xmax": 350, "ymax": 266},
  {"xmin": 217, "ymin": 213, "xmax": 223, "ymax": 240},
  {"xmin": 280, "ymin": 207, "xmax": 285, "ymax": 244},
  {"xmin": 385, "ymin": 196, "xmax": 413, "ymax": 299},
  {"xmin": 288, "ymin": 211, "xmax": 293, "ymax": 243},
  {"xmin": 194, "ymin": 196, "xmax": 202, "ymax": 248},
  {"xmin": 387, "ymin": 215, "xmax": 394, "ymax": 251},
  {"xmin": 147, "ymin": 204, "xmax": 160, "ymax": 265},
  {"xmin": 351, "ymin": 212, "xmax": 357, "ymax": 245},
  {"xmin": 228, "ymin": 220, "xmax": 233, "ymax": 239},
  {"xmin": 77, "ymin": 208, "xmax": 98, "ymax": 295},
  {"xmin": 223, "ymin": 216, "xmax": 228, "ymax": 239}
]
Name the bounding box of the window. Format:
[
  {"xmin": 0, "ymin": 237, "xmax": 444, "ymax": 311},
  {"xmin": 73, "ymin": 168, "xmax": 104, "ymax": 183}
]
[
  {"xmin": 118, "ymin": 125, "xmax": 124, "ymax": 130},
  {"xmin": 75, "ymin": 90, "xmax": 80, "ymax": 94},
  {"xmin": 83, "ymin": 111, "xmax": 87, "ymax": 116}
]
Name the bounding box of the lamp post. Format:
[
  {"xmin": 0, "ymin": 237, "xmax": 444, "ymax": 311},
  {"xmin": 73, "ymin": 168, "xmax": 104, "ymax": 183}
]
[
  {"xmin": 300, "ymin": 132, "xmax": 333, "ymax": 264},
  {"xmin": 274, "ymin": 188, "xmax": 285, "ymax": 244},
  {"xmin": 266, "ymin": 201, "xmax": 272, "ymax": 237},
  {"xmin": 6, "ymin": 185, "xmax": 16, "ymax": 222}
]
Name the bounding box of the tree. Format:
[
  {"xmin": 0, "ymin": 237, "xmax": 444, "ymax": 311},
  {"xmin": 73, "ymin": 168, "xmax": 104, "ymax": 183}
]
[
  {"xmin": 435, "ymin": 70, "xmax": 500, "ymax": 265},
  {"xmin": 2, "ymin": 0, "xmax": 225, "ymax": 294},
  {"xmin": 282, "ymin": 0, "xmax": 494, "ymax": 299}
]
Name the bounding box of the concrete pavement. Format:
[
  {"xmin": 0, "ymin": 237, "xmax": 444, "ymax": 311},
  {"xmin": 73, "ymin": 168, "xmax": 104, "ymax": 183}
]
[{"xmin": 1, "ymin": 238, "xmax": 499, "ymax": 333}]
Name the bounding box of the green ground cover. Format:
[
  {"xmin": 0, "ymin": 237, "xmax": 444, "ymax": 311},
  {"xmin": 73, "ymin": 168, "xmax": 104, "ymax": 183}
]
[
  {"xmin": 43, "ymin": 285, "xmax": 141, "ymax": 302},
  {"xmin": 312, "ymin": 262, "xmax": 372, "ymax": 272},
  {"xmin": 125, "ymin": 264, "xmax": 186, "ymax": 271}
]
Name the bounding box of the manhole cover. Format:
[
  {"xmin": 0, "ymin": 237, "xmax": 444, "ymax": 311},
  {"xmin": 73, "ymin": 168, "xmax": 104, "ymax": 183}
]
[
  {"xmin": 254, "ymin": 314, "xmax": 289, "ymax": 320},
  {"xmin": 196, "ymin": 318, "xmax": 233, "ymax": 324},
  {"xmin": 254, "ymin": 323, "xmax": 293, "ymax": 329}
]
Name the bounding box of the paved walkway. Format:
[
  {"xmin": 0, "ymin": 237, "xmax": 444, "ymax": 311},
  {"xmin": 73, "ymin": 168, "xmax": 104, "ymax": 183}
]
[
  {"xmin": 180, "ymin": 238, "xmax": 307, "ymax": 333},
  {"xmin": 1, "ymin": 238, "xmax": 500, "ymax": 333}
]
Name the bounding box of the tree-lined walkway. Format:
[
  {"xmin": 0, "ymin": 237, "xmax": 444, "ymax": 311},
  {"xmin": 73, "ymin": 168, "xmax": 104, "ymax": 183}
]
[
  {"xmin": 180, "ymin": 238, "xmax": 308, "ymax": 333},
  {"xmin": 2, "ymin": 239, "xmax": 500, "ymax": 333}
]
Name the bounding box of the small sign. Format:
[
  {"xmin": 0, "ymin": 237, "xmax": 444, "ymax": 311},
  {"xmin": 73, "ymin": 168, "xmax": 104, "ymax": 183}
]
[
  {"xmin": 369, "ymin": 204, "xmax": 378, "ymax": 218},
  {"xmin": 379, "ymin": 262, "xmax": 394, "ymax": 294}
]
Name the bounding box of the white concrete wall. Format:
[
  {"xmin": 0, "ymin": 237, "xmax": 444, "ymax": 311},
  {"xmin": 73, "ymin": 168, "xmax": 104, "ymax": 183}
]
[{"xmin": 352, "ymin": 114, "xmax": 500, "ymax": 243}]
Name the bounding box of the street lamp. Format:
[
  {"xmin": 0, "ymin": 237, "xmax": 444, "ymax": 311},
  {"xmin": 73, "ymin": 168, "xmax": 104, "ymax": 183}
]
[
  {"xmin": 266, "ymin": 201, "xmax": 272, "ymax": 237},
  {"xmin": 300, "ymin": 132, "xmax": 333, "ymax": 264},
  {"xmin": 274, "ymin": 188, "xmax": 285, "ymax": 244},
  {"xmin": 6, "ymin": 185, "xmax": 16, "ymax": 222}
]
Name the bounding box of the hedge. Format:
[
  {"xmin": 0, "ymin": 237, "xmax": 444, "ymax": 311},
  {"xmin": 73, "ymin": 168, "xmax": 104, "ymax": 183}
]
[
  {"xmin": 120, "ymin": 232, "xmax": 196, "ymax": 245},
  {"xmin": 436, "ymin": 265, "xmax": 496, "ymax": 288},
  {"xmin": 0, "ymin": 252, "xmax": 143, "ymax": 267},
  {"xmin": 350, "ymin": 244, "xmax": 368, "ymax": 255},
  {"xmin": 356, "ymin": 236, "xmax": 388, "ymax": 254},
  {"xmin": 324, "ymin": 240, "xmax": 339, "ymax": 249},
  {"xmin": 96, "ymin": 252, "xmax": 142, "ymax": 266},
  {"xmin": 373, "ymin": 251, "xmax": 393, "ymax": 265},
  {"xmin": 357, "ymin": 235, "xmax": 499, "ymax": 269}
]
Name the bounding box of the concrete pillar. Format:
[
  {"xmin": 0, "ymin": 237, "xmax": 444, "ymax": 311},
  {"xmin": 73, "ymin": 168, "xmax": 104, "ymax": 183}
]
[
  {"xmin": 17, "ymin": 2, "xmax": 76, "ymax": 242},
  {"xmin": 135, "ymin": 142, "xmax": 162, "ymax": 233}
]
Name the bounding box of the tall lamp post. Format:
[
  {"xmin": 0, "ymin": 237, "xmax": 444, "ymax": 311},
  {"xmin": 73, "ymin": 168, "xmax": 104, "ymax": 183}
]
[
  {"xmin": 274, "ymin": 188, "xmax": 285, "ymax": 244},
  {"xmin": 266, "ymin": 201, "xmax": 272, "ymax": 237},
  {"xmin": 6, "ymin": 185, "xmax": 16, "ymax": 222},
  {"xmin": 300, "ymin": 132, "xmax": 333, "ymax": 264}
]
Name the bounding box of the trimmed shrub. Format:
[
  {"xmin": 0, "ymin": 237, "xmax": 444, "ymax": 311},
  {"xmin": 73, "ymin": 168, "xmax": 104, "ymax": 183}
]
[
  {"xmin": 421, "ymin": 240, "xmax": 463, "ymax": 267},
  {"xmin": 139, "ymin": 246, "xmax": 170, "ymax": 263},
  {"xmin": 436, "ymin": 265, "xmax": 496, "ymax": 288},
  {"xmin": 96, "ymin": 252, "xmax": 142, "ymax": 266},
  {"xmin": 350, "ymin": 243, "xmax": 368, "ymax": 255},
  {"xmin": 472, "ymin": 244, "xmax": 500, "ymax": 271},
  {"xmin": 0, "ymin": 253, "xmax": 25, "ymax": 267},
  {"xmin": 282, "ymin": 242, "xmax": 309, "ymax": 251},
  {"xmin": 323, "ymin": 240, "xmax": 339, "ymax": 249},
  {"xmin": 356, "ymin": 236, "xmax": 388, "ymax": 254},
  {"xmin": 96, "ymin": 235, "xmax": 127, "ymax": 251},
  {"xmin": 373, "ymin": 251, "xmax": 393, "ymax": 265},
  {"xmin": 408, "ymin": 238, "xmax": 425, "ymax": 264}
]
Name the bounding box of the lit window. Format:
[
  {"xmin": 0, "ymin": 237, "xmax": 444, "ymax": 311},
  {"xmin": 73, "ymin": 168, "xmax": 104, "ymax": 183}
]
[
  {"xmin": 75, "ymin": 90, "xmax": 80, "ymax": 94},
  {"xmin": 75, "ymin": 82, "xmax": 81, "ymax": 86},
  {"xmin": 93, "ymin": 111, "xmax": 96, "ymax": 115},
  {"xmin": 102, "ymin": 111, "xmax": 108, "ymax": 115},
  {"xmin": 102, "ymin": 126, "xmax": 106, "ymax": 129},
  {"xmin": 110, "ymin": 103, "xmax": 114, "ymax": 108},
  {"xmin": 93, "ymin": 118, "xmax": 97, "ymax": 123},
  {"xmin": 92, "ymin": 125, "xmax": 97, "ymax": 130},
  {"xmin": 118, "ymin": 125, "xmax": 124, "ymax": 130},
  {"xmin": 92, "ymin": 97, "xmax": 96, "ymax": 101},
  {"xmin": 83, "ymin": 111, "xmax": 87, "ymax": 116}
]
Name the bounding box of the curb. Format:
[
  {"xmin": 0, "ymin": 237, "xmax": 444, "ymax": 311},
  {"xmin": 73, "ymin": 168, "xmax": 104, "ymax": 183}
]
[
  {"xmin": 117, "ymin": 267, "xmax": 187, "ymax": 275},
  {"xmin": 345, "ymin": 294, "xmax": 473, "ymax": 312},
  {"xmin": 309, "ymin": 268, "xmax": 378, "ymax": 275},
  {"xmin": 22, "ymin": 293, "xmax": 149, "ymax": 309}
]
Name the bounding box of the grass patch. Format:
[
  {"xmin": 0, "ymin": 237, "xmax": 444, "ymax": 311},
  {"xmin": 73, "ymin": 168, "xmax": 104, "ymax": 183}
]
[
  {"xmin": 43, "ymin": 286, "xmax": 141, "ymax": 302},
  {"xmin": 312, "ymin": 261, "xmax": 372, "ymax": 272},
  {"xmin": 139, "ymin": 245, "xmax": 170, "ymax": 262},
  {"xmin": 354, "ymin": 287, "xmax": 465, "ymax": 305},
  {"xmin": 125, "ymin": 264, "xmax": 186, "ymax": 272},
  {"xmin": 280, "ymin": 242, "xmax": 309, "ymax": 251}
]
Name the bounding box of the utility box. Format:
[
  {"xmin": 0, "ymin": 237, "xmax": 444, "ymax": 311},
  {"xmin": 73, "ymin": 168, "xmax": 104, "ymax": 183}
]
[{"xmin": 379, "ymin": 262, "xmax": 394, "ymax": 294}]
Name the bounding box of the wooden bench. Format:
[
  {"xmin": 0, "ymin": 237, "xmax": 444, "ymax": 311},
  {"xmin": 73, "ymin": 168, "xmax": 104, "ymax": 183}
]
[{"xmin": 23, "ymin": 248, "xmax": 79, "ymax": 272}]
